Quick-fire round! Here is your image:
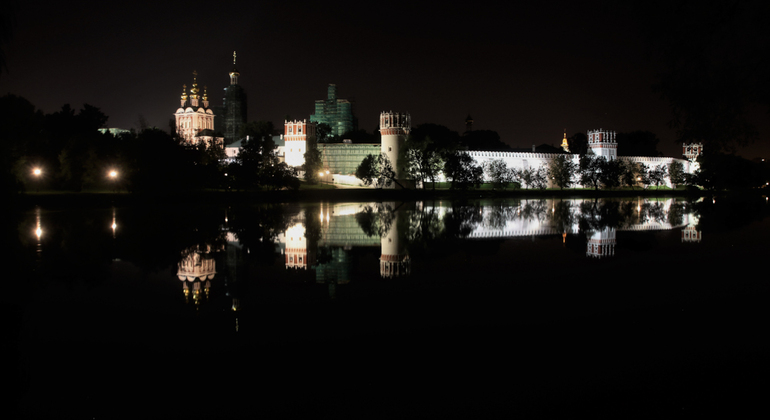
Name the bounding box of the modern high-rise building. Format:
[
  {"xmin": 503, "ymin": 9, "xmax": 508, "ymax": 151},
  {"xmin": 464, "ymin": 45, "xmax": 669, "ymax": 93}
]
[
  {"xmin": 215, "ymin": 52, "xmax": 247, "ymax": 145},
  {"xmin": 309, "ymin": 84, "xmax": 356, "ymax": 138}
]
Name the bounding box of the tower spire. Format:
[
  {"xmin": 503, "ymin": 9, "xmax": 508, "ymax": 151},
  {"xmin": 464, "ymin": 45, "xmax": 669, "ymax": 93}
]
[
  {"xmin": 561, "ymin": 129, "xmax": 570, "ymax": 153},
  {"xmin": 229, "ymin": 51, "xmax": 240, "ymax": 85}
]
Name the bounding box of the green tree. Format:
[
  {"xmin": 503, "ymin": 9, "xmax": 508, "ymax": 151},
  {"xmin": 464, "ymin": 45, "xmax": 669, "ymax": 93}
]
[
  {"xmin": 405, "ymin": 147, "xmax": 443, "ymax": 189},
  {"xmin": 444, "ymin": 151, "xmax": 482, "ymax": 190},
  {"xmin": 648, "ymin": 164, "xmax": 668, "ymax": 188},
  {"xmin": 355, "ymin": 153, "xmax": 401, "ymax": 189},
  {"xmin": 694, "ymin": 152, "xmax": 765, "ymax": 190},
  {"xmin": 578, "ymin": 151, "xmax": 603, "ymax": 190},
  {"xmin": 549, "ymin": 155, "xmax": 576, "ymax": 190},
  {"xmin": 303, "ymin": 148, "xmax": 322, "ymax": 184},
  {"xmin": 484, "ymin": 159, "xmax": 515, "ymax": 190},
  {"xmin": 668, "ymin": 161, "xmax": 685, "ymax": 189},
  {"xmin": 598, "ymin": 158, "xmax": 623, "ymax": 189},
  {"xmin": 531, "ymin": 166, "xmax": 548, "ymax": 190},
  {"xmin": 235, "ymin": 121, "xmax": 298, "ymax": 190},
  {"xmin": 620, "ymin": 160, "xmax": 642, "ymax": 190}
]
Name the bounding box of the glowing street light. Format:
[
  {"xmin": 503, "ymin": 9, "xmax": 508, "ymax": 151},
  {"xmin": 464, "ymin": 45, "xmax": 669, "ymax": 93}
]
[
  {"xmin": 33, "ymin": 167, "xmax": 42, "ymax": 176},
  {"xmin": 109, "ymin": 170, "xmax": 118, "ymax": 179}
]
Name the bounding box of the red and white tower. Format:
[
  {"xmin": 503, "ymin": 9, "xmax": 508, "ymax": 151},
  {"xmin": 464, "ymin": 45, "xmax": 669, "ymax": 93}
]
[
  {"xmin": 587, "ymin": 129, "xmax": 617, "ymax": 160},
  {"xmin": 586, "ymin": 227, "xmax": 616, "ymax": 258},
  {"xmin": 379, "ymin": 111, "xmax": 411, "ymax": 188},
  {"xmin": 284, "ymin": 120, "xmax": 316, "ymax": 167},
  {"xmin": 683, "ymin": 143, "xmax": 703, "ymax": 160}
]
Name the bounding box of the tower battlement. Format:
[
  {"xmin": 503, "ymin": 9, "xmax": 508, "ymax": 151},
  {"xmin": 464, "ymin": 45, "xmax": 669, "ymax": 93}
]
[
  {"xmin": 587, "ymin": 128, "xmax": 617, "ymax": 160},
  {"xmin": 379, "ymin": 111, "xmax": 411, "ymax": 134}
]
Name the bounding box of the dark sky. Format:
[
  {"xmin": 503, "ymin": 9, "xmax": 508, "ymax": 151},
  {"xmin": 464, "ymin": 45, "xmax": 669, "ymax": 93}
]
[{"xmin": 2, "ymin": 0, "xmax": 767, "ymax": 158}]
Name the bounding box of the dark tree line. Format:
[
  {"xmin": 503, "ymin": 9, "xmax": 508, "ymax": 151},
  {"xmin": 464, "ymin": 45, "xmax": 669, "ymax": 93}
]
[{"xmin": 2, "ymin": 94, "xmax": 299, "ymax": 195}]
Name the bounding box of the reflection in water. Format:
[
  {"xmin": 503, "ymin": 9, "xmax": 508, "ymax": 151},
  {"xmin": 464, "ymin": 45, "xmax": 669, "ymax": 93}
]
[
  {"xmin": 12, "ymin": 195, "xmax": 769, "ymax": 419},
  {"xmin": 177, "ymin": 243, "xmax": 219, "ymax": 306},
  {"xmin": 167, "ymin": 198, "xmax": 703, "ymax": 305}
]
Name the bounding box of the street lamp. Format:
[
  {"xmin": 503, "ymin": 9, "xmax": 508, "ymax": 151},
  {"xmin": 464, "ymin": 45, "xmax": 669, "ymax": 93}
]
[
  {"xmin": 108, "ymin": 169, "xmax": 119, "ymax": 192},
  {"xmin": 31, "ymin": 167, "xmax": 43, "ymax": 192}
]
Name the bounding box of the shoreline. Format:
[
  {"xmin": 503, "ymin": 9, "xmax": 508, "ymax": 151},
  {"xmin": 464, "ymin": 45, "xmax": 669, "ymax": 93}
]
[{"xmin": 8, "ymin": 187, "xmax": 760, "ymax": 209}]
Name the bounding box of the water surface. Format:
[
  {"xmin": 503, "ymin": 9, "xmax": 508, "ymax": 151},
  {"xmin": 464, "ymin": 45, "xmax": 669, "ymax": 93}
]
[{"xmin": 9, "ymin": 196, "xmax": 769, "ymax": 417}]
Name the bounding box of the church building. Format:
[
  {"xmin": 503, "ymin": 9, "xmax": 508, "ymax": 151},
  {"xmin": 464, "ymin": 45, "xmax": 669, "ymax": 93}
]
[{"xmin": 174, "ymin": 71, "xmax": 223, "ymax": 149}]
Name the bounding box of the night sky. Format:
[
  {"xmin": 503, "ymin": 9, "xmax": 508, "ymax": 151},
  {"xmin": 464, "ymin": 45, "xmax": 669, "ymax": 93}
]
[{"xmin": 2, "ymin": 0, "xmax": 768, "ymax": 158}]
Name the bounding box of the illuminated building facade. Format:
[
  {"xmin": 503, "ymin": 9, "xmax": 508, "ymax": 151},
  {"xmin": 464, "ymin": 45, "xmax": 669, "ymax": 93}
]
[
  {"xmin": 174, "ymin": 71, "xmax": 223, "ymax": 149},
  {"xmin": 284, "ymin": 120, "xmax": 316, "ymax": 167}
]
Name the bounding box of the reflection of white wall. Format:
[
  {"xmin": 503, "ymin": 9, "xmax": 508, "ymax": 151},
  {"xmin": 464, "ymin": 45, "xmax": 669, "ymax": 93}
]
[{"xmin": 272, "ymin": 199, "xmax": 696, "ymax": 248}]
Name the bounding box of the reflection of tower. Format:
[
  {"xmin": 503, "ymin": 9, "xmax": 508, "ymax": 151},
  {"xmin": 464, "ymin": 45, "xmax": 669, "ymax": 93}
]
[
  {"xmin": 587, "ymin": 128, "xmax": 617, "ymax": 160},
  {"xmin": 682, "ymin": 226, "xmax": 702, "ymax": 242},
  {"xmin": 177, "ymin": 244, "xmax": 216, "ymax": 306},
  {"xmin": 284, "ymin": 120, "xmax": 316, "ymax": 167},
  {"xmin": 225, "ymin": 231, "xmax": 243, "ymax": 331},
  {"xmin": 285, "ymin": 223, "xmax": 315, "ymax": 269},
  {"xmin": 586, "ymin": 227, "xmax": 616, "ymax": 258},
  {"xmin": 380, "ymin": 208, "xmax": 410, "ymax": 278},
  {"xmin": 380, "ymin": 111, "xmax": 411, "ymax": 189},
  {"xmin": 682, "ymin": 214, "xmax": 702, "ymax": 242}
]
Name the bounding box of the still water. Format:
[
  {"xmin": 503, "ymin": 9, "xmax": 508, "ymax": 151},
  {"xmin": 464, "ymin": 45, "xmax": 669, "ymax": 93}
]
[{"xmin": 9, "ymin": 196, "xmax": 770, "ymax": 417}]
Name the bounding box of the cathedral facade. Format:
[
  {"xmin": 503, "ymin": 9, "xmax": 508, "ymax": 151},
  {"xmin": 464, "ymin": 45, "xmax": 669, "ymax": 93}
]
[{"xmin": 174, "ymin": 71, "xmax": 223, "ymax": 148}]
